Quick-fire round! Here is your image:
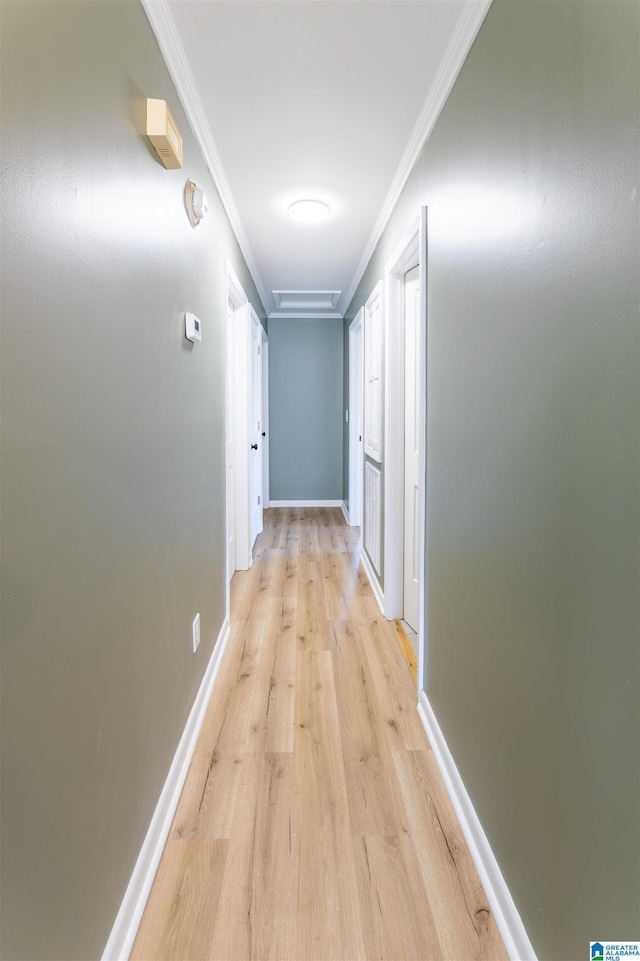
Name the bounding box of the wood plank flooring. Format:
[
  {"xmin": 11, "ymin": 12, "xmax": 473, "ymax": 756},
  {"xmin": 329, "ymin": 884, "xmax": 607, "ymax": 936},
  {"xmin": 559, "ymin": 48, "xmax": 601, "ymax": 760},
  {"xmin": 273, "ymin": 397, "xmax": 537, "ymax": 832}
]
[{"xmin": 131, "ymin": 507, "xmax": 508, "ymax": 961}]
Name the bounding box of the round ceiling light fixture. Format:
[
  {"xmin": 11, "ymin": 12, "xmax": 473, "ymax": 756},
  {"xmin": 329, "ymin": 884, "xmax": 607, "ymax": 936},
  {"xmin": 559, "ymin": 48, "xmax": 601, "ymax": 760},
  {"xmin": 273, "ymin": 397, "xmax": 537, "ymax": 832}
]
[{"xmin": 287, "ymin": 199, "xmax": 331, "ymax": 224}]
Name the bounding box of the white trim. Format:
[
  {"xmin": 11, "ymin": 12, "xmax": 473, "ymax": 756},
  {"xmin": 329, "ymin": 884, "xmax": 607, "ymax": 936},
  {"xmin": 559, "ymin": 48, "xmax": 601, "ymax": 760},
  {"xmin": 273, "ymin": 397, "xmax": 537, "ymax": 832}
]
[
  {"xmin": 339, "ymin": 0, "xmax": 492, "ymax": 318},
  {"xmin": 341, "ymin": 501, "xmax": 350, "ymax": 525},
  {"xmin": 417, "ymin": 691, "xmax": 538, "ymax": 961},
  {"xmin": 102, "ymin": 617, "xmax": 231, "ymax": 961},
  {"xmin": 268, "ymin": 500, "xmax": 343, "ymax": 508},
  {"xmin": 383, "ymin": 214, "xmax": 421, "ymax": 622},
  {"xmin": 140, "ymin": 0, "xmax": 269, "ymax": 315},
  {"xmin": 360, "ymin": 547, "xmax": 385, "ymax": 615}
]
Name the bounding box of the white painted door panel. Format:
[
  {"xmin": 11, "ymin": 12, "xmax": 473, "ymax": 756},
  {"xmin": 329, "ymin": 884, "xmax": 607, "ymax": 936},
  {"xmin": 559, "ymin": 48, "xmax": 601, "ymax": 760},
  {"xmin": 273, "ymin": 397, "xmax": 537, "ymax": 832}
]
[
  {"xmin": 249, "ymin": 310, "xmax": 263, "ymax": 547},
  {"xmin": 364, "ymin": 282, "xmax": 383, "ymax": 462},
  {"xmin": 403, "ymin": 265, "xmax": 420, "ymax": 631},
  {"xmin": 349, "ymin": 310, "xmax": 364, "ymax": 527},
  {"xmin": 226, "ymin": 299, "xmax": 236, "ymax": 582},
  {"xmin": 354, "ymin": 320, "xmax": 364, "ymax": 526},
  {"xmin": 261, "ymin": 336, "xmax": 269, "ymax": 509},
  {"xmin": 233, "ymin": 304, "xmax": 251, "ymax": 570}
]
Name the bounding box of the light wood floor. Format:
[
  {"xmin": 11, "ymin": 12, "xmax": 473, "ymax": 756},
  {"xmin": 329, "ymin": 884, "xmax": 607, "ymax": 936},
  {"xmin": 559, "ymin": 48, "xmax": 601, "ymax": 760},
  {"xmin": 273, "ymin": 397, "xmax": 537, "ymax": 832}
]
[{"xmin": 131, "ymin": 507, "xmax": 508, "ymax": 961}]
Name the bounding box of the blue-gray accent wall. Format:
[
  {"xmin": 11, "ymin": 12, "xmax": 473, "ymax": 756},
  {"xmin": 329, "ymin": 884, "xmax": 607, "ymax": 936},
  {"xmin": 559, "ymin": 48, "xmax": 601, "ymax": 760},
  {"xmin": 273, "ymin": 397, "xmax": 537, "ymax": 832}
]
[{"xmin": 269, "ymin": 318, "xmax": 343, "ymax": 502}]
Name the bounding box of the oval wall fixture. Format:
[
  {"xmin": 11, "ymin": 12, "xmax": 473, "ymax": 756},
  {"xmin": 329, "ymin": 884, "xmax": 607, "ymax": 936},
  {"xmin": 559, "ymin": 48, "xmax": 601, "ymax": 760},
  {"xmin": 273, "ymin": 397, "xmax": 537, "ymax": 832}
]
[
  {"xmin": 287, "ymin": 199, "xmax": 330, "ymax": 224},
  {"xmin": 185, "ymin": 179, "xmax": 208, "ymax": 228}
]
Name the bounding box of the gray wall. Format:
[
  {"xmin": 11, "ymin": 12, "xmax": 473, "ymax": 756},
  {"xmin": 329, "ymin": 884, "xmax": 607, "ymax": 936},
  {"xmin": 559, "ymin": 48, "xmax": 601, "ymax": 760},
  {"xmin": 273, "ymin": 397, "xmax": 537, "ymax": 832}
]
[
  {"xmin": 344, "ymin": 2, "xmax": 639, "ymax": 959},
  {"xmin": 269, "ymin": 318, "xmax": 343, "ymax": 501},
  {"xmin": 0, "ymin": 3, "xmax": 264, "ymax": 958}
]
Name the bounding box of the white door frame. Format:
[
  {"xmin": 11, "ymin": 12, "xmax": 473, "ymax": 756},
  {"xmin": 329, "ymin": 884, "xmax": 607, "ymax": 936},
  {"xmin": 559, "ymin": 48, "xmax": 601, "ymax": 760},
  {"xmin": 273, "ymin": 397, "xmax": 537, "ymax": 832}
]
[
  {"xmin": 348, "ymin": 308, "xmax": 364, "ymax": 527},
  {"xmin": 261, "ymin": 331, "xmax": 270, "ymax": 510},
  {"xmin": 383, "ymin": 208, "xmax": 428, "ymax": 689}
]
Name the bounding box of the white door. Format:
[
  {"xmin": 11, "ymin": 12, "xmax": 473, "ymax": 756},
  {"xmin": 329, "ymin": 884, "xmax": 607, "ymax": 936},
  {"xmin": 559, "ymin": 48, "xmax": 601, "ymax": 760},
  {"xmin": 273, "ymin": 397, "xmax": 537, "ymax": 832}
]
[
  {"xmin": 226, "ymin": 298, "xmax": 236, "ymax": 583},
  {"xmin": 249, "ymin": 310, "xmax": 263, "ymax": 547},
  {"xmin": 349, "ymin": 310, "xmax": 364, "ymax": 527},
  {"xmin": 403, "ymin": 265, "xmax": 420, "ymax": 631},
  {"xmin": 364, "ymin": 283, "xmax": 383, "ymax": 462},
  {"xmin": 261, "ymin": 335, "xmax": 270, "ymax": 509}
]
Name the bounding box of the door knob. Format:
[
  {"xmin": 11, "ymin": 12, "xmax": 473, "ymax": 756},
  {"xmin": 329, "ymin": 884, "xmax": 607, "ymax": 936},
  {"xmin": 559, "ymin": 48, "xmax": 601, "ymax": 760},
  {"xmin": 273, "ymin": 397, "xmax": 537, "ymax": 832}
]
[
  {"xmin": 262, "ymin": 431, "xmax": 266, "ymax": 437},
  {"xmin": 251, "ymin": 443, "xmax": 258, "ymax": 450}
]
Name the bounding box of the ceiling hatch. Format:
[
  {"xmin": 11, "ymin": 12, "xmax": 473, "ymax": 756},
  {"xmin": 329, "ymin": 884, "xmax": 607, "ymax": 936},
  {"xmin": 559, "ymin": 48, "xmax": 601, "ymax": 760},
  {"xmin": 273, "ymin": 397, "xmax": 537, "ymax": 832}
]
[{"xmin": 272, "ymin": 290, "xmax": 342, "ymax": 310}]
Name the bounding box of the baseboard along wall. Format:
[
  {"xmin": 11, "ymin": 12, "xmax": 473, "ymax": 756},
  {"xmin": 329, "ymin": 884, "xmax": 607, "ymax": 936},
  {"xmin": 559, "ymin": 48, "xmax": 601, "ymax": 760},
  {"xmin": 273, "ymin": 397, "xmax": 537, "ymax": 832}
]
[
  {"xmin": 268, "ymin": 500, "xmax": 343, "ymax": 508},
  {"xmin": 417, "ymin": 691, "xmax": 538, "ymax": 961},
  {"xmin": 354, "ymin": 553, "xmax": 536, "ymax": 961},
  {"xmin": 101, "ymin": 617, "xmax": 231, "ymax": 961}
]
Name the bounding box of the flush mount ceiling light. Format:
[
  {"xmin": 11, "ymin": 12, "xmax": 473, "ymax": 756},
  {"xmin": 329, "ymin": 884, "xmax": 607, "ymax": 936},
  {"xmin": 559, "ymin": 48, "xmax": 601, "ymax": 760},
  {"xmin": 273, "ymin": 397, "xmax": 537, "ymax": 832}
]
[{"xmin": 287, "ymin": 199, "xmax": 331, "ymax": 224}]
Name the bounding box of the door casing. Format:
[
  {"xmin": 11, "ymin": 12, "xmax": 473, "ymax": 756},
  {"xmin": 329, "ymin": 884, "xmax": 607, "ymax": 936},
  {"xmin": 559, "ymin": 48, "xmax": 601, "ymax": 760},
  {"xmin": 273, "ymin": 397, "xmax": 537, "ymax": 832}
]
[{"xmin": 383, "ymin": 208, "xmax": 428, "ymax": 690}]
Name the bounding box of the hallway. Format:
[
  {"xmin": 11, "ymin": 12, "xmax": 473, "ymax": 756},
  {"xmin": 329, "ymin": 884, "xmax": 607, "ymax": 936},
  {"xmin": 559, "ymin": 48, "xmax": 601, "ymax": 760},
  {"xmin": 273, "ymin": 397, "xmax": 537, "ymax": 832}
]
[{"xmin": 131, "ymin": 508, "xmax": 507, "ymax": 961}]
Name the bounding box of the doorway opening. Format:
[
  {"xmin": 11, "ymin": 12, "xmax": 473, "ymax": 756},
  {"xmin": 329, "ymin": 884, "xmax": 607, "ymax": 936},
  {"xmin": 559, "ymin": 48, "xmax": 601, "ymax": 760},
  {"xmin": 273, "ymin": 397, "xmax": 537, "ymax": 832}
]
[{"xmin": 225, "ymin": 261, "xmax": 265, "ymax": 595}]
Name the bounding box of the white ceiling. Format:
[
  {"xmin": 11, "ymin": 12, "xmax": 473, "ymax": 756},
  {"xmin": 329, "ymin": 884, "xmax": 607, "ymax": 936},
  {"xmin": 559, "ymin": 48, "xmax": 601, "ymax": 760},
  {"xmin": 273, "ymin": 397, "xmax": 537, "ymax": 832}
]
[{"xmin": 145, "ymin": 0, "xmax": 490, "ymax": 319}]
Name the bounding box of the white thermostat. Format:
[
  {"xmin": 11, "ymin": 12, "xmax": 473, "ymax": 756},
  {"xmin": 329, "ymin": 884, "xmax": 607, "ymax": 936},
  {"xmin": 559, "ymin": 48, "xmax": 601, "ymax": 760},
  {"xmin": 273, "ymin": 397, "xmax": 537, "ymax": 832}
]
[{"xmin": 184, "ymin": 312, "xmax": 202, "ymax": 343}]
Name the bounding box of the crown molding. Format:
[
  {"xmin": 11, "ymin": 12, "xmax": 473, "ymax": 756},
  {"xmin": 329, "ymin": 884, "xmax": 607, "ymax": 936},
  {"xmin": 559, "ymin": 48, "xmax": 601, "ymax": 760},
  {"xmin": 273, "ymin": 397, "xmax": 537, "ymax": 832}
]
[
  {"xmin": 141, "ymin": 0, "xmax": 271, "ymax": 316},
  {"xmin": 339, "ymin": 0, "xmax": 492, "ymax": 318}
]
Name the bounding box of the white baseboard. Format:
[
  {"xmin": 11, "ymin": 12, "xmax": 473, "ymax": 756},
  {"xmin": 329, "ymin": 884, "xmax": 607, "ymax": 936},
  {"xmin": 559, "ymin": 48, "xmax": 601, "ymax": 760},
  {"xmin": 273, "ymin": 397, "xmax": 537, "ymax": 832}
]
[
  {"xmin": 359, "ymin": 547, "xmax": 385, "ymax": 615},
  {"xmin": 341, "ymin": 501, "xmax": 349, "ymax": 525},
  {"xmin": 268, "ymin": 500, "xmax": 343, "ymax": 508},
  {"xmin": 417, "ymin": 691, "xmax": 537, "ymax": 961},
  {"xmin": 102, "ymin": 616, "xmax": 231, "ymax": 961}
]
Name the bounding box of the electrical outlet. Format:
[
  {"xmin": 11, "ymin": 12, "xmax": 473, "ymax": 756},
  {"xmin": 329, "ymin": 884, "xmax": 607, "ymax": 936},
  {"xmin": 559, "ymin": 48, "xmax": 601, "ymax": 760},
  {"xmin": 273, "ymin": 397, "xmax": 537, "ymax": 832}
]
[{"xmin": 192, "ymin": 613, "xmax": 201, "ymax": 653}]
